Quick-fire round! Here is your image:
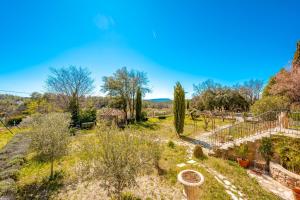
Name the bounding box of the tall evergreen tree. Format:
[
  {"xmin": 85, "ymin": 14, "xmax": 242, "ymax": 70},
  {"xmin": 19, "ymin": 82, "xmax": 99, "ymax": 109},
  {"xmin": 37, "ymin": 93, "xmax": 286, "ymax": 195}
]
[
  {"xmin": 173, "ymin": 82, "xmax": 185, "ymax": 136},
  {"xmin": 69, "ymin": 93, "xmax": 80, "ymax": 127},
  {"xmin": 135, "ymin": 87, "xmax": 142, "ymax": 122},
  {"xmin": 186, "ymin": 100, "xmax": 190, "ymax": 110}
]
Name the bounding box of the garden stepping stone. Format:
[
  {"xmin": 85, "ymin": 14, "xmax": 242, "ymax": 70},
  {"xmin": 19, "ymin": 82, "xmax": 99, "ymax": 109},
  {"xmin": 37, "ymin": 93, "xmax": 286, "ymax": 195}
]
[
  {"xmin": 176, "ymin": 163, "xmax": 186, "ymax": 168},
  {"xmin": 225, "ymin": 190, "xmax": 239, "ymax": 200},
  {"xmin": 186, "ymin": 159, "xmax": 196, "ymax": 164},
  {"xmin": 224, "ymin": 180, "xmax": 231, "ymax": 186}
]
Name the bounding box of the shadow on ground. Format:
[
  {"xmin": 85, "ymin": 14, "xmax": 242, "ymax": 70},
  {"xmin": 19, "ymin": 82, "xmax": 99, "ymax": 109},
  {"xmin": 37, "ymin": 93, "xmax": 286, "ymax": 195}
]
[
  {"xmin": 180, "ymin": 135, "xmax": 212, "ymax": 149},
  {"xmin": 17, "ymin": 172, "xmax": 64, "ymax": 200}
]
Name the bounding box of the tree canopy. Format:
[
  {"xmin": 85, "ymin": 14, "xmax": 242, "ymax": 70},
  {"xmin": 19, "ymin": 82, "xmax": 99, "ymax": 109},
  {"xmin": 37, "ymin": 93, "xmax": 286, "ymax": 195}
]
[{"xmin": 102, "ymin": 67, "xmax": 150, "ymax": 121}]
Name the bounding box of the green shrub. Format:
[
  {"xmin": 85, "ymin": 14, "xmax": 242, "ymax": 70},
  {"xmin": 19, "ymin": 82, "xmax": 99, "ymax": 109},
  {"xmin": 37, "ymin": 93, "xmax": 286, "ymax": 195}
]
[
  {"xmin": 141, "ymin": 111, "xmax": 148, "ymax": 121},
  {"xmin": 80, "ymin": 108, "xmax": 97, "ymax": 125},
  {"xmin": 193, "ymin": 145, "xmax": 204, "ymax": 158},
  {"xmin": 121, "ymin": 192, "xmax": 141, "ymax": 200},
  {"xmin": 235, "ymin": 144, "xmax": 248, "ymax": 160},
  {"xmin": 5, "ymin": 116, "xmax": 23, "ymax": 126},
  {"xmin": 167, "ymin": 141, "xmax": 175, "ymax": 149},
  {"xmin": 259, "ymin": 137, "xmax": 273, "ymax": 171},
  {"xmin": 69, "ymin": 127, "xmax": 77, "ymax": 136},
  {"xmin": 273, "ymin": 135, "xmax": 300, "ymax": 173}
]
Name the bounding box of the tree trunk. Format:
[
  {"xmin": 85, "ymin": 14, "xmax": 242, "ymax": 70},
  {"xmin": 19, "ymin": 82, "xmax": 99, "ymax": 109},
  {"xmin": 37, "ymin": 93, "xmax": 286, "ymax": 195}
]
[{"xmin": 50, "ymin": 156, "xmax": 54, "ymax": 179}]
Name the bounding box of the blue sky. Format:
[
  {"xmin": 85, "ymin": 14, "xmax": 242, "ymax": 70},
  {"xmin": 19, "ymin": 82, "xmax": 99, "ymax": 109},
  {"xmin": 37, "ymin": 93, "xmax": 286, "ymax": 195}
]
[{"xmin": 0, "ymin": 0, "xmax": 299, "ymax": 98}]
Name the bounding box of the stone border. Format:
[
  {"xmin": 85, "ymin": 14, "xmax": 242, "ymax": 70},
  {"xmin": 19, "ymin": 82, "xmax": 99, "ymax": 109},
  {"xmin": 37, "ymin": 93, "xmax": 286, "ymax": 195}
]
[{"xmin": 270, "ymin": 162, "xmax": 300, "ymax": 189}]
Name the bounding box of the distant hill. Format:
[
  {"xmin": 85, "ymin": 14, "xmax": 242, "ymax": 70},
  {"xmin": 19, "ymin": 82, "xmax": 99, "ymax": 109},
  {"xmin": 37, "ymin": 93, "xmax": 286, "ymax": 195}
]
[{"xmin": 146, "ymin": 98, "xmax": 172, "ymax": 103}]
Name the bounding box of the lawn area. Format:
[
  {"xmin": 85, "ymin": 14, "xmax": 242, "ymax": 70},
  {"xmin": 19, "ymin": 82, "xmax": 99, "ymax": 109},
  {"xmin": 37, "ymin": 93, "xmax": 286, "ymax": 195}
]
[{"xmin": 129, "ymin": 116, "xmax": 234, "ymax": 140}]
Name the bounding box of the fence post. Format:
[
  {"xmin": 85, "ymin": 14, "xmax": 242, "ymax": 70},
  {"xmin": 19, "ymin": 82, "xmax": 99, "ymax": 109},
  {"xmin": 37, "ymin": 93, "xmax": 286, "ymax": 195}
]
[{"xmin": 279, "ymin": 111, "xmax": 288, "ymax": 130}]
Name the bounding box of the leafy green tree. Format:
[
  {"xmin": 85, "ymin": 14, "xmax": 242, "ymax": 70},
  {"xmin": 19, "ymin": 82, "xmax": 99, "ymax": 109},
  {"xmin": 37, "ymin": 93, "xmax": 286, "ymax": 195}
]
[
  {"xmin": 250, "ymin": 96, "xmax": 289, "ymax": 115},
  {"xmin": 135, "ymin": 87, "xmax": 142, "ymax": 122},
  {"xmin": 30, "ymin": 113, "xmax": 70, "ymax": 179},
  {"xmin": 80, "ymin": 127, "xmax": 160, "ymax": 199},
  {"xmin": 173, "ymin": 82, "xmax": 185, "ymax": 136},
  {"xmin": 102, "ymin": 67, "xmax": 150, "ymax": 122}
]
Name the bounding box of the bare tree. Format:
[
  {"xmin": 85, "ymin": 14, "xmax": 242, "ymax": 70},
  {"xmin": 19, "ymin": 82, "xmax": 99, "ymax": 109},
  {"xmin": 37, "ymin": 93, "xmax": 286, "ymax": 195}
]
[
  {"xmin": 234, "ymin": 79, "xmax": 264, "ymax": 104},
  {"xmin": 30, "ymin": 113, "xmax": 70, "ymax": 179},
  {"xmin": 46, "ymin": 66, "xmax": 94, "ymax": 126}
]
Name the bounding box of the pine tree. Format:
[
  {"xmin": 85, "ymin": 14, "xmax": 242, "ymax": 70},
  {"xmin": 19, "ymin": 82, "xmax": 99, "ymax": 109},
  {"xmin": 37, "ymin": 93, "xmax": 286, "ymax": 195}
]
[
  {"xmin": 173, "ymin": 82, "xmax": 185, "ymax": 136},
  {"xmin": 135, "ymin": 87, "xmax": 142, "ymax": 122}
]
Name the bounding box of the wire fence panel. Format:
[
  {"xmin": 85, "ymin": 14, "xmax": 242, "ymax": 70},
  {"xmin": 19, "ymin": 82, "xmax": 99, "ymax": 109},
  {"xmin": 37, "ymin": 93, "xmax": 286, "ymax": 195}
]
[{"xmin": 208, "ymin": 111, "xmax": 281, "ymax": 148}]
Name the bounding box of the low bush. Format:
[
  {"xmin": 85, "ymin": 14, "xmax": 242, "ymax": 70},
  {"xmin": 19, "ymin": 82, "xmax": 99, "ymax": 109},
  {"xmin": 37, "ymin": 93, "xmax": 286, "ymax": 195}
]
[
  {"xmin": 193, "ymin": 145, "xmax": 204, "ymax": 159},
  {"xmin": 158, "ymin": 116, "xmax": 166, "ymax": 120},
  {"xmin": 69, "ymin": 127, "xmax": 77, "ymax": 136},
  {"xmin": 235, "ymin": 144, "xmax": 248, "ymax": 160},
  {"xmin": 167, "ymin": 140, "xmax": 175, "ymax": 149},
  {"xmin": 81, "ymin": 122, "xmax": 95, "ymax": 129},
  {"xmin": 5, "ymin": 116, "xmax": 23, "ymax": 126},
  {"xmin": 141, "ymin": 111, "xmax": 148, "ymax": 121},
  {"xmin": 79, "ymin": 108, "xmax": 96, "ymax": 125},
  {"xmin": 121, "ymin": 192, "xmax": 142, "ymax": 200}
]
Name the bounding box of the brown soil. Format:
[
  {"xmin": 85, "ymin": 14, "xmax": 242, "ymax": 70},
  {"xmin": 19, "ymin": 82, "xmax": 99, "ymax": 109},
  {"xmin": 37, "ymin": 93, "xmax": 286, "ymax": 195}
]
[{"xmin": 182, "ymin": 171, "xmax": 201, "ymax": 183}]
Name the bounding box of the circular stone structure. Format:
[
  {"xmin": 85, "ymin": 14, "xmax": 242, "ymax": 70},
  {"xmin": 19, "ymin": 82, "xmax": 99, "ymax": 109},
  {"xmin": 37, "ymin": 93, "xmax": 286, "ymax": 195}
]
[{"xmin": 178, "ymin": 169, "xmax": 204, "ymax": 200}]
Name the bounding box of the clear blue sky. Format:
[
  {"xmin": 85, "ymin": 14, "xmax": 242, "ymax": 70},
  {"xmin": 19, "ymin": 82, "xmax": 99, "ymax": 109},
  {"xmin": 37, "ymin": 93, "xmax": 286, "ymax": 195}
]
[{"xmin": 0, "ymin": 0, "xmax": 299, "ymax": 98}]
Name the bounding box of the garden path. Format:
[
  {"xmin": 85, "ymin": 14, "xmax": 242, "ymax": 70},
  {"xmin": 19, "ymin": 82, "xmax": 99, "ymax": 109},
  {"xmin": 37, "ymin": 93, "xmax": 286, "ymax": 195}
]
[{"xmin": 247, "ymin": 170, "xmax": 293, "ymax": 200}]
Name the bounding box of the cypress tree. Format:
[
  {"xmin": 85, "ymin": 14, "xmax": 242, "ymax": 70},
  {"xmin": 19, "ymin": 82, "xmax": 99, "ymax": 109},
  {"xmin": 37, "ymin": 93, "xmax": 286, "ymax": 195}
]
[
  {"xmin": 187, "ymin": 100, "xmax": 190, "ymax": 110},
  {"xmin": 173, "ymin": 82, "xmax": 185, "ymax": 136},
  {"xmin": 135, "ymin": 87, "xmax": 142, "ymax": 122},
  {"xmin": 69, "ymin": 93, "xmax": 80, "ymax": 127}
]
